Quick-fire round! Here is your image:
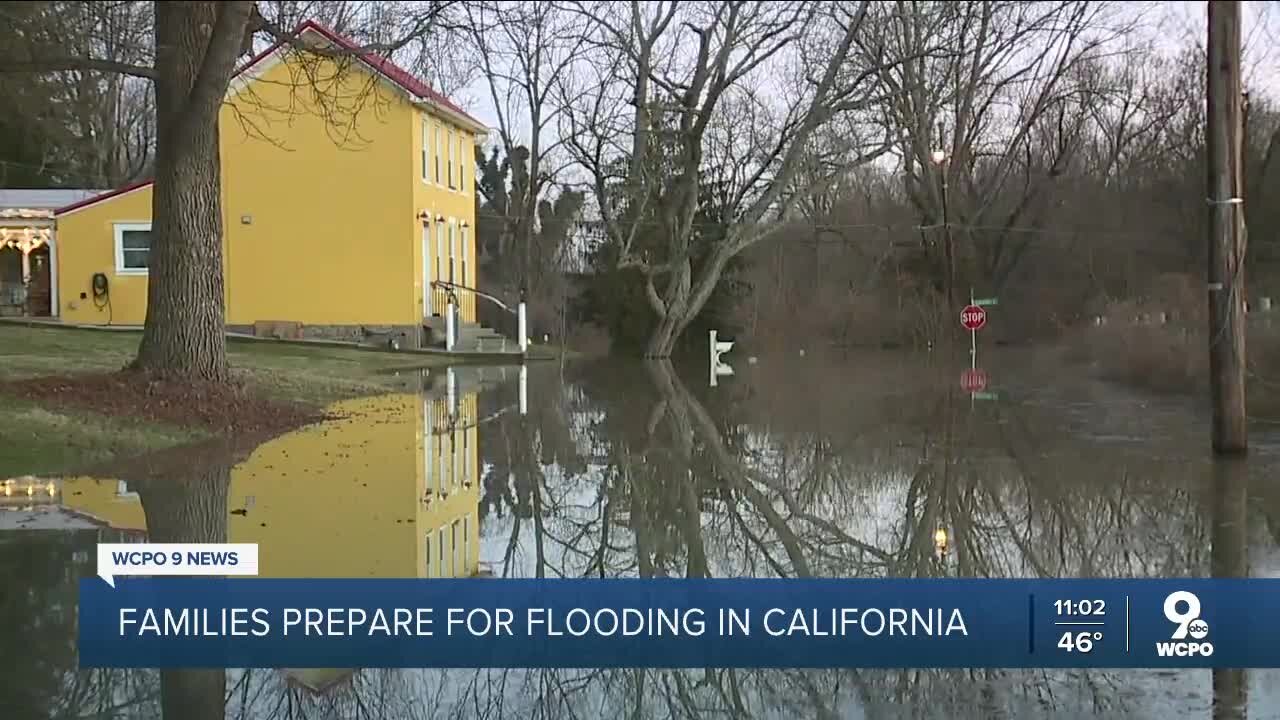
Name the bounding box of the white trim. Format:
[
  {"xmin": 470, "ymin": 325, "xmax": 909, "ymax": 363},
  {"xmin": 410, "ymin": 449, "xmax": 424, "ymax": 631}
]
[
  {"xmin": 226, "ymin": 27, "xmax": 489, "ymax": 137},
  {"xmin": 47, "ymin": 232, "xmax": 58, "ymax": 317},
  {"xmin": 112, "ymin": 222, "xmax": 152, "ymax": 275},
  {"xmin": 226, "ymin": 48, "xmax": 288, "ymax": 99},
  {"xmin": 412, "ymin": 99, "xmax": 488, "ymax": 135}
]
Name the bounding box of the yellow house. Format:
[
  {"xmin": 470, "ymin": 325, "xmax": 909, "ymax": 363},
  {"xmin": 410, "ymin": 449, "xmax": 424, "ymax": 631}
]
[
  {"xmin": 52, "ymin": 21, "xmax": 487, "ymax": 348},
  {"xmin": 56, "ymin": 387, "xmax": 483, "ymax": 579}
]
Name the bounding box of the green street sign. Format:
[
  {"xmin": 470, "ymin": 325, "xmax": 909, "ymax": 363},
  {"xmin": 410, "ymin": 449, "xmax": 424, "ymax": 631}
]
[
  {"xmin": 971, "ymin": 391, "xmax": 999, "ymax": 401},
  {"xmin": 973, "ymin": 297, "xmax": 999, "ymax": 306}
]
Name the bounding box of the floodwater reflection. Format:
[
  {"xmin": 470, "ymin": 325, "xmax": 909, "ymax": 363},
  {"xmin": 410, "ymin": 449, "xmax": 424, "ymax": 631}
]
[{"xmin": 2, "ymin": 352, "xmax": 1280, "ymax": 718}]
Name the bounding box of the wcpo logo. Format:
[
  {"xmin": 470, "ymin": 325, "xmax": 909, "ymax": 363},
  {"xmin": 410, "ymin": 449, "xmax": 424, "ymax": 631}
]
[{"xmin": 1156, "ymin": 591, "xmax": 1213, "ymax": 658}]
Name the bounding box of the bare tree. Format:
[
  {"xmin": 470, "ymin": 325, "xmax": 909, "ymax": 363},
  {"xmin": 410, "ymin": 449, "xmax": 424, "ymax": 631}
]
[
  {"xmin": 465, "ymin": 0, "xmax": 589, "ymax": 332},
  {"xmin": 0, "ymin": 2, "xmax": 155, "ymax": 187},
  {"xmin": 861, "ymin": 1, "xmax": 1131, "ymax": 310},
  {"xmin": 561, "ymin": 0, "xmax": 902, "ymax": 358},
  {"xmin": 0, "ymin": 1, "xmax": 456, "ymax": 381}
]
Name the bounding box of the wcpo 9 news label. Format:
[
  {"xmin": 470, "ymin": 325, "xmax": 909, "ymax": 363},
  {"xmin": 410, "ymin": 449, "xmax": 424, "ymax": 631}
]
[{"xmin": 81, "ymin": 543, "xmax": 1280, "ymax": 669}]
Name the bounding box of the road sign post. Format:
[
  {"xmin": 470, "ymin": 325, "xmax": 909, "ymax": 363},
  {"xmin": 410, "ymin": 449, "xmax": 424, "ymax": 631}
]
[
  {"xmin": 961, "ymin": 368, "xmax": 988, "ymax": 394},
  {"xmin": 960, "ymin": 291, "xmax": 996, "ymax": 367},
  {"xmin": 960, "ymin": 302, "xmax": 986, "ymax": 367}
]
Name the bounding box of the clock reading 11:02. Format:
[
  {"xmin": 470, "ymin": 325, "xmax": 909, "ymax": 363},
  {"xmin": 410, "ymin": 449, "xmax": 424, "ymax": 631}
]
[{"xmin": 1055, "ymin": 599, "xmax": 1106, "ymax": 616}]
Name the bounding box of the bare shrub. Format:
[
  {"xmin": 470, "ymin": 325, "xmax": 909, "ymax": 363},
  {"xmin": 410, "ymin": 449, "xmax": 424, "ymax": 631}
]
[{"xmin": 1079, "ymin": 322, "xmax": 1204, "ymax": 393}]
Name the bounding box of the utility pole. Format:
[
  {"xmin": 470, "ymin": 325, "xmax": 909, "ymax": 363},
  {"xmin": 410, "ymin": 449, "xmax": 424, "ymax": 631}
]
[{"xmin": 1206, "ymin": 0, "xmax": 1248, "ymax": 455}]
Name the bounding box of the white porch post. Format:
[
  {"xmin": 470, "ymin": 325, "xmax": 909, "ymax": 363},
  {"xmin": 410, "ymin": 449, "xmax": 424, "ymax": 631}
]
[
  {"xmin": 519, "ymin": 364, "xmax": 528, "ymax": 415},
  {"xmin": 446, "ymin": 367, "xmax": 457, "ymax": 416},
  {"xmin": 446, "ymin": 295, "xmax": 456, "ymax": 351},
  {"xmin": 47, "ymin": 231, "xmax": 57, "ymax": 317},
  {"xmin": 518, "ymin": 287, "xmax": 529, "ymax": 353}
]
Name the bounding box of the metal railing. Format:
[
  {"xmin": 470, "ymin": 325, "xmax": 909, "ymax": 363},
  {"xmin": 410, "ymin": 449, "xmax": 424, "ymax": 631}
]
[{"xmin": 429, "ymin": 280, "xmax": 528, "ymax": 352}]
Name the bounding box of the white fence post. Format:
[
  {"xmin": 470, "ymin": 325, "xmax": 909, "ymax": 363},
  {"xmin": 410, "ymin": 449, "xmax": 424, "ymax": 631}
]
[
  {"xmin": 446, "ymin": 296, "xmax": 456, "ymax": 351},
  {"xmin": 518, "ymin": 302, "xmax": 528, "ymax": 353},
  {"xmin": 519, "ymin": 364, "xmax": 528, "ymax": 416},
  {"xmin": 446, "ymin": 367, "xmax": 457, "ymax": 416}
]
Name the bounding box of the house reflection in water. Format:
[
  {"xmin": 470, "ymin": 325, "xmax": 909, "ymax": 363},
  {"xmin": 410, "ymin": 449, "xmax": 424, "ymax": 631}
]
[{"xmin": 57, "ymin": 384, "xmax": 483, "ymax": 580}]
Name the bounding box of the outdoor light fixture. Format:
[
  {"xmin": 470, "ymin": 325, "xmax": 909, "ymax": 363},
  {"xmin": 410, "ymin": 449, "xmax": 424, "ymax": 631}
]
[
  {"xmin": 930, "ymin": 149, "xmax": 947, "ymax": 165},
  {"xmin": 933, "ymin": 527, "xmax": 949, "ymax": 556}
]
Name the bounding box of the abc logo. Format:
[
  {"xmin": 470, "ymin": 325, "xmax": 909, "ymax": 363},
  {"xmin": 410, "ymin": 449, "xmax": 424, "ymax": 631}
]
[{"xmin": 1156, "ymin": 591, "xmax": 1213, "ymax": 658}]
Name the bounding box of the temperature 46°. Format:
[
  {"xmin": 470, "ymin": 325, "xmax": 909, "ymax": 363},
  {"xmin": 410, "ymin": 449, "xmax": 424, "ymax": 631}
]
[{"xmin": 1058, "ymin": 631, "xmax": 1103, "ymax": 653}]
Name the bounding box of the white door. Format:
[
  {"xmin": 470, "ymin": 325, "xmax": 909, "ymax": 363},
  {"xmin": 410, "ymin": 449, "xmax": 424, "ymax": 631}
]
[{"xmin": 422, "ymin": 223, "xmax": 432, "ymax": 316}]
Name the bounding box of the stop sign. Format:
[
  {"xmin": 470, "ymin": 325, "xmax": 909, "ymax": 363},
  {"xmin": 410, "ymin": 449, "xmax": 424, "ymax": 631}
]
[
  {"xmin": 960, "ymin": 304, "xmax": 987, "ymax": 331},
  {"xmin": 961, "ymin": 368, "xmax": 988, "ymax": 394}
]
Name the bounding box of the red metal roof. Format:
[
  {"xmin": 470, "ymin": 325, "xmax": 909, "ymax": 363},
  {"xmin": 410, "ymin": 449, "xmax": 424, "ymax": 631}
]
[
  {"xmin": 54, "ymin": 179, "xmax": 154, "ymax": 216},
  {"xmin": 290, "ymin": 20, "xmax": 484, "ymax": 128},
  {"xmin": 56, "ymin": 20, "xmax": 481, "ymax": 216}
]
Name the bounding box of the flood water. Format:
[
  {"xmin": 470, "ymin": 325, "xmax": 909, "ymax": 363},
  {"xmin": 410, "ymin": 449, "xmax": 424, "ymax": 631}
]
[{"xmin": 3, "ymin": 347, "xmax": 1280, "ymax": 718}]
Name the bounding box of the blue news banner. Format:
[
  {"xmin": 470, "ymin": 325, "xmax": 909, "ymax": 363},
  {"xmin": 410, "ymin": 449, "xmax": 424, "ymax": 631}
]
[{"xmin": 78, "ymin": 579, "xmax": 1280, "ymax": 669}]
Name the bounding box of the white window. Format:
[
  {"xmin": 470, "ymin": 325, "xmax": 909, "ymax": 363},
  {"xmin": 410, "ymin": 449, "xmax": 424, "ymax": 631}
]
[
  {"xmin": 458, "ymin": 134, "xmax": 466, "ymax": 192},
  {"xmin": 423, "ymin": 401, "xmax": 434, "ymax": 494},
  {"xmin": 448, "ymin": 221, "xmax": 456, "ymax": 284},
  {"xmin": 463, "ymin": 516, "xmax": 471, "ymax": 575},
  {"xmin": 451, "ymin": 520, "xmax": 460, "ymax": 575},
  {"xmin": 437, "ymin": 431, "xmax": 447, "ymax": 492},
  {"xmin": 434, "ymin": 126, "xmax": 442, "ymax": 183},
  {"xmin": 421, "ymin": 119, "xmax": 430, "ymax": 181},
  {"xmin": 436, "ymin": 221, "xmax": 445, "ymax": 286},
  {"xmin": 463, "ymin": 424, "xmax": 470, "ymax": 485},
  {"xmin": 461, "ymin": 225, "xmax": 469, "ymax": 292},
  {"xmin": 447, "ymin": 130, "xmax": 456, "ymax": 189},
  {"xmin": 438, "ymin": 526, "xmax": 449, "ymax": 577},
  {"xmin": 113, "ymin": 222, "xmax": 151, "ymax": 275}
]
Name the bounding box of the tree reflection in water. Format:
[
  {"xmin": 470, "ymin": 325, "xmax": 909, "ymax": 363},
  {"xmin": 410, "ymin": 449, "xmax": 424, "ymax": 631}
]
[{"xmin": 8, "ymin": 353, "xmax": 1280, "ymax": 718}]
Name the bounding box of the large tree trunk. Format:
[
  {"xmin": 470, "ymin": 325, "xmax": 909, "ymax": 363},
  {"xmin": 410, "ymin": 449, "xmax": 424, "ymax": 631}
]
[
  {"xmin": 644, "ymin": 312, "xmax": 682, "ymax": 359},
  {"xmin": 136, "ymin": 455, "xmax": 234, "ymax": 720},
  {"xmin": 643, "ymin": 250, "xmax": 729, "ymax": 359},
  {"xmin": 133, "ymin": 2, "xmax": 254, "ymax": 381}
]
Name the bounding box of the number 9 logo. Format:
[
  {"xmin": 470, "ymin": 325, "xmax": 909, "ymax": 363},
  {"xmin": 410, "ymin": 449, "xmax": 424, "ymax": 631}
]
[{"xmin": 1164, "ymin": 591, "xmax": 1200, "ymax": 640}]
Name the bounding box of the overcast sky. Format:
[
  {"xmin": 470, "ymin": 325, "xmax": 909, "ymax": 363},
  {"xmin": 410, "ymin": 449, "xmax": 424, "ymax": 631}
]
[{"xmin": 446, "ymin": 1, "xmax": 1279, "ymax": 148}]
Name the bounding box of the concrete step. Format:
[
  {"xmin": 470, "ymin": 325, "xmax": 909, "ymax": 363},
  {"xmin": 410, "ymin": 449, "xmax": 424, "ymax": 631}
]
[
  {"xmin": 468, "ymin": 337, "xmax": 518, "ymax": 353},
  {"xmin": 458, "ymin": 330, "xmax": 505, "ymax": 342},
  {"xmin": 421, "ymin": 318, "xmax": 518, "ymax": 351}
]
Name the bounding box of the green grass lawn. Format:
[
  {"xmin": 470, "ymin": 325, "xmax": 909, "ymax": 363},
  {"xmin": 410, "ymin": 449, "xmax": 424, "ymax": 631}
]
[{"xmin": 0, "ymin": 324, "xmax": 451, "ymax": 477}]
